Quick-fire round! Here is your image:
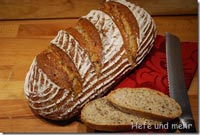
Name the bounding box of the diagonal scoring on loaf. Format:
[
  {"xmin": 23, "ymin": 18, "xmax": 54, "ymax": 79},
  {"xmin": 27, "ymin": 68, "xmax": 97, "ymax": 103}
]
[
  {"xmin": 83, "ymin": 9, "xmax": 131, "ymax": 73},
  {"xmin": 24, "ymin": 0, "xmax": 156, "ymax": 120},
  {"xmin": 108, "ymin": 0, "xmax": 156, "ymax": 65},
  {"xmin": 24, "ymin": 58, "xmax": 74, "ymax": 118},
  {"xmin": 49, "ymin": 30, "xmax": 132, "ymax": 119},
  {"xmin": 47, "ymin": 9, "xmax": 133, "ymax": 119},
  {"xmin": 50, "ymin": 30, "xmax": 97, "ymax": 90},
  {"xmin": 83, "ymin": 10, "xmax": 128, "ymax": 65}
]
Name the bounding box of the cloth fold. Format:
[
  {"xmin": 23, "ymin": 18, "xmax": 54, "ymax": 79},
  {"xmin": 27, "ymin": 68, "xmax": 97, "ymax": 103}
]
[{"xmin": 115, "ymin": 35, "xmax": 198, "ymax": 96}]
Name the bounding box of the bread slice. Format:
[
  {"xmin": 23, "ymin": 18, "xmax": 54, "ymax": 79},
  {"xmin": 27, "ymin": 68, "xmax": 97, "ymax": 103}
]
[
  {"xmin": 81, "ymin": 97, "xmax": 161, "ymax": 131},
  {"xmin": 107, "ymin": 88, "xmax": 182, "ymax": 121}
]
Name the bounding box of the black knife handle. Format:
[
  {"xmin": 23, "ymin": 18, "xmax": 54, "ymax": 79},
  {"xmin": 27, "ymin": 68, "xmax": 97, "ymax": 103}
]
[
  {"xmin": 179, "ymin": 118, "xmax": 196, "ymax": 133},
  {"xmin": 167, "ymin": 118, "xmax": 196, "ymax": 133},
  {"xmin": 166, "ymin": 118, "xmax": 179, "ymax": 133}
]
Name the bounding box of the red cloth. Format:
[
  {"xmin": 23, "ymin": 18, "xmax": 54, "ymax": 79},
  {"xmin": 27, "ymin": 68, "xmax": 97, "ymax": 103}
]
[
  {"xmin": 93, "ymin": 35, "xmax": 197, "ymax": 133},
  {"xmin": 115, "ymin": 35, "xmax": 198, "ymax": 96},
  {"xmin": 113, "ymin": 35, "xmax": 198, "ymax": 133}
]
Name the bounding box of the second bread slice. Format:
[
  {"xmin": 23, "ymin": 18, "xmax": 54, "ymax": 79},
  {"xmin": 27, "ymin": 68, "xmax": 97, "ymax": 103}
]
[
  {"xmin": 107, "ymin": 87, "xmax": 182, "ymax": 121},
  {"xmin": 81, "ymin": 97, "xmax": 161, "ymax": 131}
]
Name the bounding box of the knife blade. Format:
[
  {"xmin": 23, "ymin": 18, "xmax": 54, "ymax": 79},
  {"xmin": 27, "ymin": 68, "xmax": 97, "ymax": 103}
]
[{"xmin": 165, "ymin": 32, "xmax": 196, "ymax": 133}]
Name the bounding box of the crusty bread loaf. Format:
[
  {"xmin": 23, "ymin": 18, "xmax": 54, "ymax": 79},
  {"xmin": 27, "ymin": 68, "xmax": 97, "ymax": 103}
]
[
  {"xmin": 107, "ymin": 88, "xmax": 182, "ymax": 121},
  {"xmin": 81, "ymin": 97, "xmax": 161, "ymax": 131},
  {"xmin": 24, "ymin": 0, "xmax": 156, "ymax": 120}
]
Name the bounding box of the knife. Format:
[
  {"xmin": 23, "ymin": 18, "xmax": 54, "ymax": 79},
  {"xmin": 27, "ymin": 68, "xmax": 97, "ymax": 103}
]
[{"xmin": 165, "ymin": 32, "xmax": 196, "ymax": 133}]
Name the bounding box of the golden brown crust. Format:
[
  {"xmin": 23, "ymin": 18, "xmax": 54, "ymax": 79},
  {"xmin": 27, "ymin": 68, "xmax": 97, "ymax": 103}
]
[
  {"xmin": 65, "ymin": 26, "xmax": 101, "ymax": 83},
  {"xmin": 75, "ymin": 18, "xmax": 103, "ymax": 75},
  {"xmin": 81, "ymin": 120, "xmax": 133, "ymax": 132},
  {"xmin": 100, "ymin": 1, "xmax": 139, "ymax": 66},
  {"xmin": 36, "ymin": 45, "xmax": 82, "ymax": 95}
]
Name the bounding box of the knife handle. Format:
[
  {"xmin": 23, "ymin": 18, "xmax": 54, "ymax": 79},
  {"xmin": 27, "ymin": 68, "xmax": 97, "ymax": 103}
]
[
  {"xmin": 179, "ymin": 118, "xmax": 196, "ymax": 133},
  {"xmin": 166, "ymin": 118, "xmax": 179, "ymax": 133},
  {"xmin": 167, "ymin": 118, "xmax": 196, "ymax": 133}
]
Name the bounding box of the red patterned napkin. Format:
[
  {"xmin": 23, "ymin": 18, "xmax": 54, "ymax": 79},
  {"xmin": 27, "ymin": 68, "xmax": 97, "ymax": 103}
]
[
  {"xmin": 113, "ymin": 35, "xmax": 197, "ymax": 133},
  {"xmin": 92, "ymin": 35, "xmax": 197, "ymax": 133},
  {"xmin": 115, "ymin": 35, "xmax": 198, "ymax": 96}
]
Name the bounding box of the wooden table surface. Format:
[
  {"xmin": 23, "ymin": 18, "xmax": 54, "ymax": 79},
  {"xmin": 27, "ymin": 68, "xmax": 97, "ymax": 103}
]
[{"xmin": 0, "ymin": 0, "xmax": 198, "ymax": 133}]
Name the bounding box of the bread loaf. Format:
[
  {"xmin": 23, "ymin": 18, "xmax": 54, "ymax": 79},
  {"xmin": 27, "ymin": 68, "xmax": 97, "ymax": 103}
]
[
  {"xmin": 81, "ymin": 97, "xmax": 161, "ymax": 131},
  {"xmin": 107, "ymin": 88, "xmax": 182, "ymax": 121},
  {"xmin": 24, "ymin": 0, "xmax": 156, "ymax": 120}
]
